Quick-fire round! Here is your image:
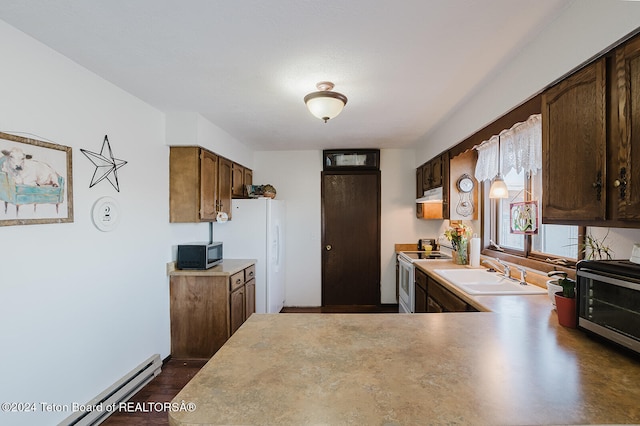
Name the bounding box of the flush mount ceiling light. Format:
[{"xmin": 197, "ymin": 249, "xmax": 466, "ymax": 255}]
[
  {"xmin": 489, "ymin": 135, "xmax": 509, "ymax": 199},
  {"xmin": 304, "ymin": 81, "xmax": 348, "ymax": 123}
]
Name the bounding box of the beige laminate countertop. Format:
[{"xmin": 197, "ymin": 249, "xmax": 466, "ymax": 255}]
[
  {"xmin": 169, "ymin": 261, "xmax": 640, "ymax": 426},
  {"xmin": 167, "ymin": 259, "xmax": 256, "ymax": 277}
]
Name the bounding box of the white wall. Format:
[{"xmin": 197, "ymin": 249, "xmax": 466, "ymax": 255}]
[
  {"xmin": 0, "ymin": 21, "xmax": 246, "ymax": 426},
  {"xmin": 166, "ymin": 112, "xmax": 254, "ymax": 169}
]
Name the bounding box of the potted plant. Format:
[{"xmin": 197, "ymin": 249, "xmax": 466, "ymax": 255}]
[
  {"xmin": 582, "ymin": 230, "xmax": 614, "ymax": 260},
  {"xmin": 547, "ymin": 271, "xmax": 577, "ymax": 328}
]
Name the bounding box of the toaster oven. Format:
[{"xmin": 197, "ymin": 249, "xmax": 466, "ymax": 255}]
[{"xmin": 577, "ymin": 259, "xmax": 640, "ymax": 355}]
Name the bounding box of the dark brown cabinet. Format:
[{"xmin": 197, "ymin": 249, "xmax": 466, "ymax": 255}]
[
  {"xmin": 217, "ymin": 156, "xmax": 233, "ymax": 218},
  {"xmin": 611, "ymin": 35, "xmax": 640, "ymax": 222},
  {"xmin": 414, "ymin": 268, "xmax": 428, "ymax": 313},
  {"xmin": 542, "ymin": 33, "xmax": 640, "ymax": 227},
  {"xmin": 426, "ymin": 275, "xmax": 477, "ymax": 313},
  {"xmin": 415, "ymin": 267, "xmax": 477, "ymax": 313},
  {"xmin": 416, "ymin": 152, "xmax": 450, "ymax": 219},
  {"xmin": 170, "ymin": 146, "xmax": 253, "ymax": 222},
  {"xmin": 243, "ymin": 168, "xmax": 253, "ymax": 196},
  {"xmin": 231, "ymin": 163, "xmax": 245, "ymax": 198},
  {"xmin": 542, "ymin": 59, "xmax": 607, "ymax": 224},
  {"xmin": 170, "ymin": 263, "xmax": 256, "ymax": 359},
  {"xmin": 170, "ymin": 146, "xmax": 221, "ymax": 222},
  {"xmin": 419, "ymin": 154, "xmax": 446, "ymax": 193}
]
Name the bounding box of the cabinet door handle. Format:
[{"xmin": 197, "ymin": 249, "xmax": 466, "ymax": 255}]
[
  {"xmin": 613, "ymin": 167, "xmax": 627, "ymax": 200},
  {"xmin": 325, "ymin": 244, "xmax": 332, "ymax": 251},
  {"xmin": 592, "ymin": 171, "xmax": 602, "ymax": 201}
]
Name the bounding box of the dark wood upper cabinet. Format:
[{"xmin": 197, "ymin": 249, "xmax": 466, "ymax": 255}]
[
  {"xmin": 232, "ymin": 163, "xmax": 245, "ymax": 198},
  {"xmin": 217, "ymin": 157, "xmax": 233, "ymax": 218},
  {"xmin": 542, "ymin": 32, "xmax": 640, "ymax": 227},
  {"xmin": 542, "ymin": 59, "xmax": 607, "ymax": 224},
  {"xmin": 416, "ymin": 152, "xmax": 449, "ymax": 220},
  {"xmin": 170, "ymin": 146, "xmax": 250, "ymax": 222},
  {"xmin": 431, "ymin": 156, "xmax": 443, "ymax": 188},
  {"xmin": 612, "ymin": 35, "xmax": 640, "ymax": 222},
  {"xmin": 170, "ymin": 146, "xmax": 220, "ymax": 222}
]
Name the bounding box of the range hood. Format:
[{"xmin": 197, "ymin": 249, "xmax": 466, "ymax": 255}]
[{"xmin": 416, "ymin": 187, "xmax": 443, "ymax": 203}]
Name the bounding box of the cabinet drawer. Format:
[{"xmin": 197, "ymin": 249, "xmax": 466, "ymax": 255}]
[
  {"xmin": 230, "ymin": 271, "xmax": 245, "ymax": 291},
  {"xmin": 244, "ymin": 265, "xmax": 256, "ymax": 282},
  {"xmin": 428, "ymin": 278, "xmax": 467, "ymax": 312}
]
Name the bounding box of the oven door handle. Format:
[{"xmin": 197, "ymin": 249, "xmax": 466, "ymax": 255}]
[{"xmin": 578, "ymin": 270, "xmax": 640, "ymax": 291}]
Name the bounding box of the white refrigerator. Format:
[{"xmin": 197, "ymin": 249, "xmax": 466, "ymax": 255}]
[{"xmin": 214, "ymin": 198, "xmax": 285, "ymax": 314}]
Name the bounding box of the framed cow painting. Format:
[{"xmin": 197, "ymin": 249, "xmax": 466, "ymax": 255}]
[{"xmin": 0, "ymin": 132, "xmax": 73, "ymax": 226}]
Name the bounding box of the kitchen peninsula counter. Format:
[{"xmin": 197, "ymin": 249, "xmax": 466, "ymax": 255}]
[{"xmin": 169, "ymin": 264, "xmax": 640, "ymax": 425}]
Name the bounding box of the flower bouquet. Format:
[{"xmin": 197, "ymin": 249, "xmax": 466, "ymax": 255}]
[{"xmin": 444, "ymin": 223, "xmax": 472, "ymax": 265}]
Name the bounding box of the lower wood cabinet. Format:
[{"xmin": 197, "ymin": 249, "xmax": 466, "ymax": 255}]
[
  {"xmin": 415, "ymin": 267, "xmax": 477, "ymax": 313},
  {"xmin": 415, "ymin": 268, "xmax": 428, "ymax": 313},
  {"xmin": 170, "ymin": 263, "xmax": 256, "ymax": 358}
]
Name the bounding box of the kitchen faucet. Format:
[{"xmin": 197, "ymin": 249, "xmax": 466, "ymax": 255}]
[
  {"xmin": 482, "ymin": 258, "xmax": 511, "ymax": 279},
  {"xmin": 516, "ymin": 266, "xmax": 527, "ymax": 285}
]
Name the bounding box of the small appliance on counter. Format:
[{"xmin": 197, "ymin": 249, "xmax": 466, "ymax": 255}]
[
  {"xmin": 177, "ymin": 241, "xmax": 223, "ymax": 270},
  {"xmin": 577, "ymin": 259, "xmax": 640, "ymax": 356},
  {"xmin": 418, "ymin": 238, "xmax": 439, "ymax": 252}
]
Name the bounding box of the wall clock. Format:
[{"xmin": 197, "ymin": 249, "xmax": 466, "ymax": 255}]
[
  {"xmin": 456, "ymin": 174, "xmax": 475, "ymax": 193},
  {"xmin": 455, "ymin": 174, "xmax": 475, "ymax": 217}
]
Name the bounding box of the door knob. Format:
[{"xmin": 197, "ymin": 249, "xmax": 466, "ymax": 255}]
[{"xmin": 325, "ymin": 244, "xmax": 332, "ymax": 251}]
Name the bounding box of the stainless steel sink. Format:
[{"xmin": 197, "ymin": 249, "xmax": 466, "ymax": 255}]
[{"xmin": 433, "ymin": 269, "xmax": 547, "ymax": 295}]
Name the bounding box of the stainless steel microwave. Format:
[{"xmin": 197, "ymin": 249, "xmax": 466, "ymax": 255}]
[
  {"xmin": 177, "ymin": 241, "xmax": 223, "ymax": 270},
  {"xmin": 577, "ymin": 260, "xmax": 640, "ymax": 356}
]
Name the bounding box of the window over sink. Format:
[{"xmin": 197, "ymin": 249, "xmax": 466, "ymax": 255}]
[{"xmin": 480, "ymin": 114, "xmax": 580, "ymax": 265}]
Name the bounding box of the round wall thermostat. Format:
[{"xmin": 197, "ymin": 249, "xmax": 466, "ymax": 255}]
[{"xmin": 92, "ymin": 196, "xmax": 121, "ymax": 232}]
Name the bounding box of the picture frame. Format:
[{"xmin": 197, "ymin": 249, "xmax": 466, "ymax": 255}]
[
  {"xmin": 510, "ymin": 200, "xmax": 538, "ymax": 235},
  {"xmin": 0, "ymin": 131, "xmax": 73, "ymax": 226}
]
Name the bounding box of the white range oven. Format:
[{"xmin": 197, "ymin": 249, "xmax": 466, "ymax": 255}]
[{"xmin": 397, "ymin": 250, "xmax": 452, "ymax": 313}]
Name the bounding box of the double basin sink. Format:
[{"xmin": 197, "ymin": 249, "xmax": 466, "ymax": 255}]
[{"xmin": 433, "ymin": 268, "xmax": 546, "ymax": 295}]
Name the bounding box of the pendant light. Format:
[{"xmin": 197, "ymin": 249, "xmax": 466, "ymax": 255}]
[
  {"xmin": 489, "ymin": 135, "xmax": 509, "ymax": 199},
  {"xmin": 304, "ymin": 81, "xmax": 348, "ymax": 123}
]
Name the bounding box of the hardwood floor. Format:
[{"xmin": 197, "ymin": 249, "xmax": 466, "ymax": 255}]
[
  {"xmin": 101, "ymin": 305, "xmax": 397, "ymax": 424},
  {"xmin": 101, "ymin": 358, "xmax": 207, "ymax": 426}
]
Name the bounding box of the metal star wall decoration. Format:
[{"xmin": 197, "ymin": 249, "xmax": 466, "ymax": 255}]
[{"xmin": 80, "ymin": 135, "xmax": 128, "ymax": 192}]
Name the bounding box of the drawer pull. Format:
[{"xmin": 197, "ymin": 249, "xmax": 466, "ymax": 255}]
[
  {"xmin": 248, "ymin": 271, "xmax": 254, "ymax": 277},
  {"xmin": 236, "ymin": 278, "xmax": 242, "ymax": 285}
]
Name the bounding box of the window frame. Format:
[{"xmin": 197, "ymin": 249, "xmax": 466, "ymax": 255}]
[{"xmin": 481, "ymin": 178, "xmax": 584, "ymax": 274}]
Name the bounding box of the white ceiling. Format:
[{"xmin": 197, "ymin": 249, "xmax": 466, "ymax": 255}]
[{"xmin": 0, "ymin": 0, "xmax": 572, "ymax": 151}]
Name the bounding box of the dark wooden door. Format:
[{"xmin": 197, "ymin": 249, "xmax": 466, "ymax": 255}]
[{"xmin": 322, "ymin": 171, "xmax": 380, "ymax": 306}]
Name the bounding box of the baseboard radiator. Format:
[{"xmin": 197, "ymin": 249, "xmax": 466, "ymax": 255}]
[{"xmin": 60, "ymin": 354, "xmax": 162, "ymax": 426}]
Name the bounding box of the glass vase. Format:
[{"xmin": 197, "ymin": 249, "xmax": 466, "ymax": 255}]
[{"xmin": 453, "ymin": 239, "xmax": 468, "ymax": 265}]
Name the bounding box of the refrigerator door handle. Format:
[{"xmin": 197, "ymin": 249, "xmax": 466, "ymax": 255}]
[{"xmin": 274, "ymin": 223, "xmax": 280, "ymax": 270}]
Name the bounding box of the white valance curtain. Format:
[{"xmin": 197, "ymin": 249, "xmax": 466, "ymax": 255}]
[{"xmin": 474, "ymin": 114, "xmax": 542, "ymax": 181}]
